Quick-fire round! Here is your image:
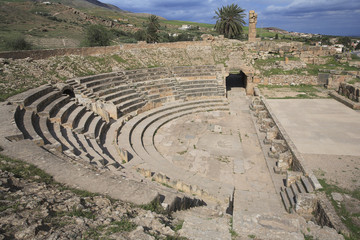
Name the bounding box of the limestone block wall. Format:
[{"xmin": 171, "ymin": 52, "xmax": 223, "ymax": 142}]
[
  {"xmin": 0, "ymin": 41, "xmax": 212, "ymax": 60},
  {"xmin": 338, "ymin": 82, "xmax": 360, "ymax": 102},
  {"xmin": 249, "ymin": 41, "xmax": 336, "ymax": 58},
  {"xmin": 259, "ymin": 75, "xmax": 318, "ymax": 86},
  {"xmin": 318, "ymin": 70, "xmax": 360, "ymax": 89}
]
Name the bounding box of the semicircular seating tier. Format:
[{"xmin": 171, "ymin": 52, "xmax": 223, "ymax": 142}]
[{"xmin": 6, "ymin": 65, "xmax": 234, "ymax": 210}]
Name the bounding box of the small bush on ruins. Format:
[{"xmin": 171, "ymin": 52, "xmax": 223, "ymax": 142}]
[
  {"xmin": 214, "ymin": 4, "xmax": 246, "ymax": 39},
  {"xmin": 83, "ymin": 25, "xmax": 112, "ymax": 47},
  {"xmin": 135, "ymin": 29, "xmax": 147, "ymax": 41},
  {"xmin": 4, "ymin": 35, "xmax": 32, "ymax": 51}
]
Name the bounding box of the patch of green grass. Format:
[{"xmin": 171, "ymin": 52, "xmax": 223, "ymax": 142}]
[
  {"xmin": 0, "ymin": 200, "xmax": 21, "ymax": 213},
  {"xmin": 351, "ymin": 54, "xmax": 360, "ymax": 61},
  {"xmin": 229, "ymin": 217, "xmax": 238, "ymax": 238},
  {"xmin": 348, "ymin": 78, "xmax": 360, "ymax": 84},
  {"xmin": 303, "ymin": 234, "xmax": 314, "ymax": 240},
  {"xmin": 107, "ymin": 219, "xmax": 137, "ymax": 234},
  {"xmin": 111, "ymin": 54, "xmax": 127, "ymax": 63},
  {"xmin": 0, "ymin": 153, "xmax": 103, "ymax": 199},
  {"xmin": 0, "ymin": 87, "xmax": 28, "ymax": 102},
  {"xmin": 147, "ymin": 64, "xmax": 161, "ymax": 68},
  {"xmin": 173, "ymin": 220, "xmax": 184, "ymax": 232},
  {"xmin": 217, "ymin": 156, "xmax": 230, "ymax": 163},
  {"xmin": 318, "ymin": 179, "xmax": 360, "ymax": 239},
  {"xmin": 82, "ymin": 225, "xmax": 106, "ymax": 240},
  {"xmin": 254, "ymin": 57, "xmax": 281, "ymax": 67},
  {"xmin": 66, "ymin": 206, "xmax": 95, "ymax": 220},
  {"xmin": 255, "ymin": 56, "xmax": 359, "ymax": 77},
  {"xmin": 161, "ymin": 182, "xmax": 174, "ymax": 189},
  {"xmin": 164, "ymin": 236, "xmax": 189, "ymax": 240},
  {"xmin": 258, "ymin": 84, "xmax": 326, "ymax": 99},
  {"xmin": 177, "ymin": 150, "xmax": 187, "ymax": 155},
  {"xmin": 248, "ymin": 234, "xmax": 256, "ymax": 239},
  {"xmin": 139, "ymin": 199, "xmax": 166, "ymax": 215},
  {"xmin": 0, "ymin": 153, "xmax": 55, "ymax": 184}
]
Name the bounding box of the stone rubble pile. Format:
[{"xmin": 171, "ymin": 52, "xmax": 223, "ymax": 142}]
[
  {"xmin": 0, "ymin": 168, "xmax": 183, "ymax": 240},
  {"xmin": 250, "ymin": 97, "xmax": 292, "ymax": 172}
]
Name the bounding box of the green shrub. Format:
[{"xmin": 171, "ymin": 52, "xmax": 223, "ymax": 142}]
[
  {"xmin": 83, "ymin": 25, "xmax": 112, "ymax": 47},
  {"xmin": 5, "ymin": 35, "xmax": 32, "ymax": 51}
]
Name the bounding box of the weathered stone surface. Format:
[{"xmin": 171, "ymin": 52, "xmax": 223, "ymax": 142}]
[
  {"xmin": 295, "ymin": 193, "xmax": 318, "ymax": 215},
  {"xmin": 248, "ymin": 10, "xmax": 260, "ymax": 42},
  {"xmin": 0, "ymin": 168, "xmax": 183, "ymax": 240},
  {"xmin": 331, "ymin": 192, "xmax": 344, "ymax": 202}
]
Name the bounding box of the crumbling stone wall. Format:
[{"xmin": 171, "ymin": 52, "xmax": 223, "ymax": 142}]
[
  {"xmin": 260, "ymin": 75, "xmax": 318, "ymax": 86},
  {"xmin": 338, "ymin": 82, "xmax": 360, "ymax": 102}
]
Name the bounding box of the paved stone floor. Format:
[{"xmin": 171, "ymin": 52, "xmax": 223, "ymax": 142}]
[
  {"xmin": 267, "ymin": 99, "xmax": 360, "ymax": 156},
  {"xmin": 157, "ymin": 89, "xmax": 291, "ymax": 238},
  {"xmin": 267, "ymin": 98, "xmax": 360, "ymax": 191}
]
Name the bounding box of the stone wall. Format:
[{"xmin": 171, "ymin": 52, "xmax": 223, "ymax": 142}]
[
  {"xmin": 258, "ymin": 75, "xmax": 318, "ymax": 86},
  {"xmin": 249, "ymin": 41, "xmax": 336, "ymax": 57},
  {"xmin": 318, "ymin": 70, "xmax": 360, "ymax": 89},
  {"xmin": 338, "ymin": 82, "xmax": 360, "ymax": 102},
  {"xmin": 0, "ymin": 41, "xmax": 212, "ymax": 60}
]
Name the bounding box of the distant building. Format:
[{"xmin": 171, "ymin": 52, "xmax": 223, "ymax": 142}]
[
  {"xmin": 179, "ymin": 25, "xmax": 192, "ymax": 30},
  {"xmin": 333, "ymin": 44, "xmax": 344, "ymax": 53}
]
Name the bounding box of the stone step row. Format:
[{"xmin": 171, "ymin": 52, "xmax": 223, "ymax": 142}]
[
  {"xmin": 85, "ymin": 75, "xmax": 126, "ymax": 89},
  {"xmin": 11, "ymin": 85, "xmax": 121, "ymax": 171},
  {"xmin": 117, "ymin": 99, "xmax": 233, "ymax": 202},
  {"xmin": 66, "ymin": 66, "xmax": 223, "ymax": 119},
  {"xmin": 280, "ymin": 176, "xmax": 315, "ymax": 213}
]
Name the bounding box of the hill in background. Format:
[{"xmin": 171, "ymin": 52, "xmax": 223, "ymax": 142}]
[{"xmin": 0, "ymin": 0, "xmax": 289, "ymax": 51}]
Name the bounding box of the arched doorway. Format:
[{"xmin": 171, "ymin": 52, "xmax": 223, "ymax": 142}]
[
  {"xmin": 63, "ymin": 89, "xmax": 75, "ymax": 98},
  {"xmin": 225, "ymin": 71, "xmax": 247, "ymax": 91}
]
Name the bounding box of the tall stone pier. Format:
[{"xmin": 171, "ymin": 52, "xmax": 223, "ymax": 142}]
[{"xmin": 248, "ymin": 10, "xmax": 260, "ymax": 42}]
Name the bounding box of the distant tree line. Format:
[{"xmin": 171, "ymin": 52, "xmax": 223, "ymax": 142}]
[{"xmin": 81, "ymin": 15, "xmax": 206, "ymax": 47}]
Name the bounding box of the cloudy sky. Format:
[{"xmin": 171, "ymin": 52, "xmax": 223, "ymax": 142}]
[{"xmin": 99, "ymin": 0, "xmax": 360, "ymax": 36}]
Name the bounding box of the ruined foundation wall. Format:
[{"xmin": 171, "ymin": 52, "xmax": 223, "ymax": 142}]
[
  {"xmin": 261, "ymin": 75, "xmax": 318, "ymax": 86},
  {"xmin": 338, "ymin": 82, "xmax": 360, "ymax": 102},
  {"xmin": 259, "ymin": 96, "xmax": 321, "ymax": 189},
  {"xmin": 0, "ymin": 41, "xmax": 212, "ymax": 60}
]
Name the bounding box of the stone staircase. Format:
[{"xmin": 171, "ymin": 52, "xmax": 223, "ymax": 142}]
[{"xmin": 280, "ymin": 175, "xmax": 315, "ymax": 213}]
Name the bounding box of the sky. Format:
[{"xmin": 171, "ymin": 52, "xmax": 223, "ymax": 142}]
[{"xmin": 99, "ymin": 0, "xmax": 360, "ymax": 36}]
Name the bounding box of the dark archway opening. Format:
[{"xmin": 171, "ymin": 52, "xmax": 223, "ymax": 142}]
[
  {"xmin": 226, "ymin": 71, "xmax": 247, "ymax": 91},
  {"xmin": 63, "ymin": 89, "xmax": 75, "ymax": 98}
]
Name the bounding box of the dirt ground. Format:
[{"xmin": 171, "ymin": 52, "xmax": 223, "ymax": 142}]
[
  {"xmin": 259, "ymin": 86, "xmax": 330, "ymax": 99},
  {"xmin": 303, "ymin": 154, "xmax": 360, "ymax": 191},
  {"xmin": 154, "ymin": 111, "xmax": 238, "ymax": 185}
]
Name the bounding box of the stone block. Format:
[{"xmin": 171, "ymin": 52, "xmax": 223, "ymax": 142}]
[
  {"xmin": 118, "ymin": 147, "xmax": 129, "ymax": 163},
  {"xmin": 277, "ymin": 159, "xmax": 289, "ymax": 169},
  {"xmin": 285, "ymin": 171, "xmax": 302, "ymax": 187},
  {"xmin": 295, "ymin": 193, "xmax": 317, "ymax": 215}
]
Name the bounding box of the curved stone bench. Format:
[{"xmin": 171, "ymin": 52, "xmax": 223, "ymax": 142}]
[
  {"xmin": 117, "ymin": 99, "xmax": 233, "ymax": 202},
  {"xmin": 5, "ymin": 86, "xmax": 208, "ymax": 210}
]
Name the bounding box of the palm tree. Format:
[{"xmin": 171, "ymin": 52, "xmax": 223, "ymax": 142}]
[
  {"xmin": 146, "ymin": 15, "xmax": 160, "ymax": 43},
  {"xmin": 214, "ymin": 4, "xmax": 246, "ymax": 39}
]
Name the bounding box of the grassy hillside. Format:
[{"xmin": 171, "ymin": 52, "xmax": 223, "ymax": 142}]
[{"xmin": 0, "ymin": 0, "xmax": 289, "ymax": 51}]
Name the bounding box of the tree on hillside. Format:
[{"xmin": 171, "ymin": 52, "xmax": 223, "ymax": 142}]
[
  {"xmin": 146, "ymin": 15, "xmax": 160, "ymax": 43},
  {"xmin": 84, "ymin": 25, "xmax": 112, "ymax": 47},
  {"xmin": 214, "ymin": 4, "xmax": 246, "ymax": 39},
  {"xmin": 338, "ymin": 36, "xmax": 352, "ymax": 48},
  {"xmin": 356, "ymin": 43, "xmax": 360, "ymax": 50},
  {"xmin": 5, "ymin": 35, "xmax": 32, "ymax": 50}
]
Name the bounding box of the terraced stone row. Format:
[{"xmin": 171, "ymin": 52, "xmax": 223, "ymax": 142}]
[
  {"xmin": 179, "ymin": 79, "xmax": 225, "ymax": 98},
  {"xmin": 65, "ymin": 65, "xmax": 223, "ymax": 119},
  {"xmin": 10, "ymin": 86, "xmax": 122, "ymax": 171},
  {"xmin": 250, "ymin": 97, "xmax": 319, "ymax": 213},
  {"xmin": 117, "ymin": 99, "xmax": 233, "ymax": 202}
]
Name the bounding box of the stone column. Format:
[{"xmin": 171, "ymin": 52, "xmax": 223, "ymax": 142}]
[{"xmin": 248, "ymin": 10, "xmax": 260, "ymax": 42}]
